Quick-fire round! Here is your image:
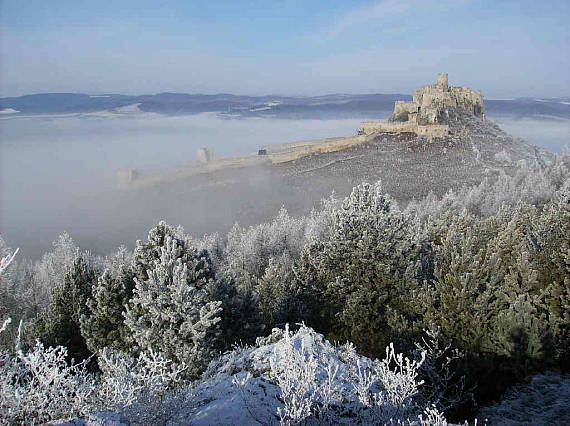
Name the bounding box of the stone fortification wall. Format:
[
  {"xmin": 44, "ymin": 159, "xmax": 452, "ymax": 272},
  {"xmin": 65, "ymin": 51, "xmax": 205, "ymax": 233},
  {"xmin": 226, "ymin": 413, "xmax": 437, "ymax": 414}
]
[
  {"xmin": 450, "ymin": 86, "xmax": 485, "ymax": 116},
  {"xmin": 416, "ymin": 125, "xmax": 449, "ymax": 138},
  {"xmin": 263, "ymin": 135, "xmax": 371, "ymax": 164},
  {"xmin": 413, "ymin": 85, "xmax": 484, "ymax": 117},
  {"xmin": 125, "ymin": 154, "xmax": 271, "ymax": 188},
  {"xmin": 120, "ymin": 134, "xmax": 375, "ymax": 188},
  {"xmin": 415, "ymin": 88, "xmax": 455, "ymax": 109},
  {"xmin": 393, "ymin": 101, "xmax": 419, "ymax": 120},
  {"xmin": 359, "ymin": 120, "xmax": 418, "ymax": 134}
]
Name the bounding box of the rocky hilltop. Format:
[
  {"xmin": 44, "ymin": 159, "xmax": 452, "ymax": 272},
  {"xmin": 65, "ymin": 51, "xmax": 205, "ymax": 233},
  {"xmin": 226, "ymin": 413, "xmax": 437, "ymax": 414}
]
[
  {"xmin": 271, "ymin": 74, "xmax": 553, "ymax": 204},
  {"xmin": 277, "ymin": 106, "xmax": 549, "ymax": 206}
]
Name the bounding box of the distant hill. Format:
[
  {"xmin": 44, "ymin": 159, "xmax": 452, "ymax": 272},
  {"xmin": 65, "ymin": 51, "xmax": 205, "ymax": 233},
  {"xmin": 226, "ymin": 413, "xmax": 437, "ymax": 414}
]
[{"xmin": 2, "ymin": 92, "xmax": 569, "ymax": 120}]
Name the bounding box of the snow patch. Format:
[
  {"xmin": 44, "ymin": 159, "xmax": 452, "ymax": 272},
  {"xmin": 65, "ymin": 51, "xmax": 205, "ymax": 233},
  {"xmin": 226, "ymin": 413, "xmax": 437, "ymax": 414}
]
[
  {"xmin": 174, "ymin": 325, "xmax": 434, "ymax": 425},
  {"xmin": 0, "ymin": 108, "xmax": 20, "ymax": 114},
  {"xmin": 478, "ymin": 372, "xmax": 570, "ymax": 425},
  {"xmin": 48, "ymin": 411, "xmax": 128, "ymax": 426},
  {"xmin": 113, "ymin": 103, "xmax": 143, "ymax": 114}
]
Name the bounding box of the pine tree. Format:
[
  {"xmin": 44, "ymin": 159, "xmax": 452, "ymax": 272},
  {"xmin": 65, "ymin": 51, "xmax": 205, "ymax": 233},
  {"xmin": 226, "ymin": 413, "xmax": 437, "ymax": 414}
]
[
  {"xmin": 257, "ymin": 253, "xmax": 299, "ymax": 328},
  {"xmin": 124, "ymin": 223, "xmax": 222, "ymax": 379},
  {"xmin": 34, "ymin": 254, "xmax": 96, "ymax": 364},
  {"xmin": 80, "ymin": 262, "xmax": 136, "ymax": 354},
  {"xmin": 303, "ymin": 182, "xmax": 419, "ymax": 356},
  {"xmin": 534, "ymin": 190, "xmax": 570, "ymax": 367}
]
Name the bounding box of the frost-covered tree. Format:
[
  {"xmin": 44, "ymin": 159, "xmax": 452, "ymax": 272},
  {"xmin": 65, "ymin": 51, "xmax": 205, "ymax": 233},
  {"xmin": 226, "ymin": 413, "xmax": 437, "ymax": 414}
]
[
  {"xmin": 257, "ymin": 253, "xmax": 306, "ymax": 329},
  {"xmin": 80, "ymin": 260, "xmax": 136, "ymax": 354},
  {"xmin": 33, "ymin": 232, "xmax": 78, "ymax": 306},
  {"xmin": 131, "ymin": 221, "xmax": 188, "ymax": 280},
  {"xmin": 0, "ymin": 239, "xmax": 18, "ymax": 277},
  {"xmin": 405, "ymin": 159, "xmax": 570, "ymax": 222},
  {"xmin": 223, "ymin": 208, "xmax": 306, "ymax": 289},
  {"xmin": 125, "ymin": 222, "xmax": 223, "ymax": 379},
  {"xmin": 0, "ymin": 332, "xmax": 96, "ymax": 424},
  {"xmin": 302, "ymin": 182, "xmax": 419, "ymax": 356},
  {"xmin": 97, "ymin": 347, "xmax": 189, "ymax": 424},
  {"xmin": 532, "ymin": 188, "xmax": 570, "ymax": 367},
  {"xmin": 33, "ymin": 254, "xmax": 96, "ymax": 364},
  {"xmin": 419, "ymin": 202, "xmax": 561, "ymax": 363},
  {"xmin": 0, "ymin": 238, "xmax": 20, "ymax": 347}
]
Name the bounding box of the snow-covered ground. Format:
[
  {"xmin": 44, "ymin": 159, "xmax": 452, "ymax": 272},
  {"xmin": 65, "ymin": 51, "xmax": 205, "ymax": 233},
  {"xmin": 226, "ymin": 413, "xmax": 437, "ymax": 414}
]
[
  {"xmin": 44, "ymin": 325, "xmax": 448, "ymax": 425},
  {"xmin": 477, "ymin": 372, "xmax": 570, "ymax": 425},
  {"xmin": 42, "ymin": 325, "xmax": 570, "ymax": 425}
]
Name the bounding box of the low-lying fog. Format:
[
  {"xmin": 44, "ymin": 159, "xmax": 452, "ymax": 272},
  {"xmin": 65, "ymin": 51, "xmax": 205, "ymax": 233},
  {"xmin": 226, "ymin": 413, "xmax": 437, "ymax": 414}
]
[
  {"xmin": 1, "ymin": 113, "xmax": 568, "ymax": 259},
  {"xmin": 493, "ymin": 117, "xmax": 569, "ymax": 154}
]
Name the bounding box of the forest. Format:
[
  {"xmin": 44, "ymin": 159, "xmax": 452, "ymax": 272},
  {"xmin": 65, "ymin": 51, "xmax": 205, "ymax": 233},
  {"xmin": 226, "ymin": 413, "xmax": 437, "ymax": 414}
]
[{"xmin": 1, "ymin": 158, "xmax": 569, "ymax": 425}]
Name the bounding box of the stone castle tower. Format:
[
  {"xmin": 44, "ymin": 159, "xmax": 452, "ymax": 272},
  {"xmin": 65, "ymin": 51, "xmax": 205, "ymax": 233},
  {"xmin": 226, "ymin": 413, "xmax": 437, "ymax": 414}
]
[
  {"xmin": 437, "ymin": 72, "xmax": 448, "ymax": 87},
  {"xmin": 359, "ymin": 73, "xmax": 485, "ymax": 138}
]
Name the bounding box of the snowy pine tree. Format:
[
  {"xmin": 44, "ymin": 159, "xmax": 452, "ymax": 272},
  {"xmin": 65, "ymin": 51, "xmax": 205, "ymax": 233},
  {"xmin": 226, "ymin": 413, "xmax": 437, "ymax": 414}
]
[
  {"xmin": 303, "ymin": 182, "xmax": 419, "ymax": 356},
  {"xmin": 80, "ymin": 262, "xmax": 136, "ymax": 354},
  {"xmin": 33, "ymin": 254, "xmax": 97, "ymax": 364},
  {"xmin": 124, "ymin": 222, "xmax": 222, "ymax": 379}
]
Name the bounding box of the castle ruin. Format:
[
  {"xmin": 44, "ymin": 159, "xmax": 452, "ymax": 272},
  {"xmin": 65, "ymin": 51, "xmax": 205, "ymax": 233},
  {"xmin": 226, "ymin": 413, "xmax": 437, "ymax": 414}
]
[{"xmin": 359, "ymin": 73, "xmax": 485, "ymax": 138}]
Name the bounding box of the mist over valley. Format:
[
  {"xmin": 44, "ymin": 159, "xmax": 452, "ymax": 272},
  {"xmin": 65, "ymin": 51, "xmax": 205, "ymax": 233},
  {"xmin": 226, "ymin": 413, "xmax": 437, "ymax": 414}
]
[{"xmin": 2, "ymin": 99, "xmax": 568, "ymax": 259}]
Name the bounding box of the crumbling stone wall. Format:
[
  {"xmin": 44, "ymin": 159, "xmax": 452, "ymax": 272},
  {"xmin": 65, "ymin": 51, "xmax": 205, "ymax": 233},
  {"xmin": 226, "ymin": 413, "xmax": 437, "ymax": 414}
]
[
  {"xmin": 358, "ymin": 120, "xmax": 418, "ymax": 134},
  {"xmin": 197, "ymin": 147, "xmax": 211, "ymax": 164},
  {"xmin": 416, "ymin": 124, "xmax": 449, "ymax": 138},
  {"xmin": 393, "ymin": 100, "xmax": 419, "ymax": 120},
  {"xmin": 450, "ymin": 86, "xmax": 485, "ymax": 116}
]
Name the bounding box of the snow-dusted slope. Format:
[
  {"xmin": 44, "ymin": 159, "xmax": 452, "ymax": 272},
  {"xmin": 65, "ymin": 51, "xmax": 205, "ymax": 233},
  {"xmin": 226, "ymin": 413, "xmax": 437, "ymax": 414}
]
[
  {"xmin": 159, "ymin": 325, "xmax": 441, "ymax": 425},
  {"xmin": 477, "ymin": 372, "xmax": 570, "ymax": 425},
  {"xmin": 49, "ymin": 325, "xmax": 446, "ymax": 425}
]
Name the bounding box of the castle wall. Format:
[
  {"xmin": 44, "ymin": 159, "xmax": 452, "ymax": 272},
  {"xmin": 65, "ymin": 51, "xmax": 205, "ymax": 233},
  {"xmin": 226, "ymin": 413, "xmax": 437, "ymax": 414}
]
[
  {"xmin": 393, "ymin": 100, "xmax": 419, "ymax": 117},
  {"xmin": 450, "ymin": 86, "xmax": 485, "ymax": 116},
  {"xmin": 266, "ymin": 135, "xmax": 370, "ymax": 164},
  {"xmin": 414, "ymin": 86, "xmax": 457, "ymax": 111},
  {"xmin": 358, "ymin": 120, "xmax": 418, "ymax": 135},
  {"xmin": 416, "ymin": 125, "xmax": 449, "ymax": 138}
]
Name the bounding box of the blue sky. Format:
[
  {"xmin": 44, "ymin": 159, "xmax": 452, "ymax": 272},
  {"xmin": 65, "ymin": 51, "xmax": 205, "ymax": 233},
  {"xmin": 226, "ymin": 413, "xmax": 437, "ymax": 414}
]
[{"xmin": 1, "ymin": 0, "xmax": 568, "ymax": 97}]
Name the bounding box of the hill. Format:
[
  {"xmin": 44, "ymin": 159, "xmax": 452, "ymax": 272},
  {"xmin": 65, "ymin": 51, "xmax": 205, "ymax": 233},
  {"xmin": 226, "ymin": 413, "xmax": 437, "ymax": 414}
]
[{"xmin": 2, "ymin": 92, "xmax": 569, "ymax": 121}]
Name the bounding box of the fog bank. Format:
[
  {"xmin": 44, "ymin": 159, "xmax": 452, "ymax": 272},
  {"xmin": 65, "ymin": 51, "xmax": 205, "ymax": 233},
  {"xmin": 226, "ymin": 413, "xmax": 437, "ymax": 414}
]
[{"xmin": 1, "ymin": 113, "xmax": 567, "ymax": 259}]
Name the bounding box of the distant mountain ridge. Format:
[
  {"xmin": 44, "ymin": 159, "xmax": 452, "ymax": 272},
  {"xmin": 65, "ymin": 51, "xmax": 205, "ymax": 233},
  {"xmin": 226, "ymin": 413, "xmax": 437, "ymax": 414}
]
[{"xmin": 1, "ymin": 92, "xmax": 569, "ymax": 120}]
